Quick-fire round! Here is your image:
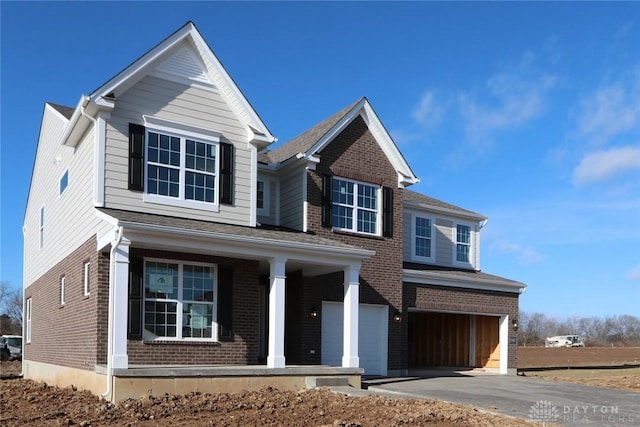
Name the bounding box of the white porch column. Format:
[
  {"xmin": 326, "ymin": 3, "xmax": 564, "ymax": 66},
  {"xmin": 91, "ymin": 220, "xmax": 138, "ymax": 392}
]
[
  {"xmin": 499, "ymin": 315, "xmax": 509, "ymax": 374},
  {"xmin": 267, "ymin": 257, "xmax": 287, "ymax": 368},
  {"xmin": 342, "ymin": 264, "xmax": 360, "ymax": 368},
  {"xmin": 112, "ymin": 239, "xmax": 130, "ymax": 369}
]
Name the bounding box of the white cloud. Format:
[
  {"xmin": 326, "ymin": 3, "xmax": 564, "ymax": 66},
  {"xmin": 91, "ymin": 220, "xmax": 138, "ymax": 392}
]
[
  {"xmin": 572, "ymin": 145, "xmax": 640, "ymax": 185},
  {"xmin": 491, "ymin": 239, "xmax": 544, "ymax": 264},
  {"xmin": 627, "ymin": 264, "xmax": 640, "ymax": 281},
  {"xmin": 459, "ymin": 51, "xmax": 556, "ymax": 144},
  {"xmin": 576, "ymin": 79, "xmax": 640, "ymax": 144},
  {"xmin": 412, "ymin": 90, "xmax": 445, "ymax": 128}
]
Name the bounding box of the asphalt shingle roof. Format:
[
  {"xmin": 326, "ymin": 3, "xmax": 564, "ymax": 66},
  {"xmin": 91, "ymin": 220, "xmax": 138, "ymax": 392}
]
[
  {"xmin": 260, "ymin": 99, "xmax": 363, "ymax": 164},
  {"xmin": 97, "ymin": 208, "xmax": 363, "ymax": 250},
  {"xmin": 403, "ymin": 262, "xmax": 525, "ymax": 288},
  {"xmin": 404, "ymin": 190, "xmax": 485, "ymax": 219}
]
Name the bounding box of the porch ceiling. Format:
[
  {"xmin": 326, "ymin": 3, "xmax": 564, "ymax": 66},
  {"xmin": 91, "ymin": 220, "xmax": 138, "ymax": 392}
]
[{"xmin": 97, "ymin": 208, "xmax": 374, "ymax": 276}]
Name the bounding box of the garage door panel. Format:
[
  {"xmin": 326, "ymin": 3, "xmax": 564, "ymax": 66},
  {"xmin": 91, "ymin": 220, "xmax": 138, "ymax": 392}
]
[{"xmin": 321, "ymin": 302, "xmax": 388, "ymax": 376}]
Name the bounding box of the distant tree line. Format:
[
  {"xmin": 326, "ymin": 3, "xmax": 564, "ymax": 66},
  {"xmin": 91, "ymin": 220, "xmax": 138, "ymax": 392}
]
[
  {"xmin": 0, "ymin": 281, "xmax": 22, "ymax": 335},
  {"xmin": 518, "ymin": 311, "xmax": 640, "ymax": 347}
]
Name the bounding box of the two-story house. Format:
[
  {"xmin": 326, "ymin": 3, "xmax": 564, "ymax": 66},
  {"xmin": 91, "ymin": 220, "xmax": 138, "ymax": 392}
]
[{"xmin": 23, "ymin": 22, "xmax": 525, "ymax": 401}]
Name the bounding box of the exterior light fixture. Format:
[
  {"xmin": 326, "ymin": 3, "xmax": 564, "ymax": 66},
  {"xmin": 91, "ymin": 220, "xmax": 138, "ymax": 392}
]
[
  {"xmin": 310, "ymin": 306, "xmax": 318, "ymax": 318},
  {"xmin": 393, "ymin": 311, "xmax": 402, "ymax": 322},
  {"xmin": 512, "ymin": 317, "xmax": 519, "ymax": 332}
]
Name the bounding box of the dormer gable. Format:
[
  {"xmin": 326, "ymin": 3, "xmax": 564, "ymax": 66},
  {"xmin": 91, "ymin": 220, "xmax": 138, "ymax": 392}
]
[
  {"xmin": 262, "ymin": 98, "xmax": 418, "ymax": 188},
  {"xmin": 61, "ymin": 21, "xmax": 275, "ymax": 150}
]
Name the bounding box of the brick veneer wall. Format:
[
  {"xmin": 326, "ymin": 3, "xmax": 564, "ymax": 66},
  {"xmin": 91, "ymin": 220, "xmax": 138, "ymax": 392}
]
[
  {"xmin": 301, "ymin": 116, "xmax": 407, "ymax": 371},
  {"xmin": 24, "ymin": 236, "xmax": 109, "ymax": 370},
  {"xmin": 403, "ymin": 283, "xmax": 519, "ymax": 369},
  {"xmin": 126, "ymin": 249, "xmax": 261, "ymax": 366}
]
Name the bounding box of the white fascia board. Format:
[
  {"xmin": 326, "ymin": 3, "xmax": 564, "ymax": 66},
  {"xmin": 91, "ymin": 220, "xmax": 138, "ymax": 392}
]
[
  {"xmin": 404, "ymin": 200, "xmax": 487, "ymax": 222},
  {"xmin": 187, "ymin": 27, "xmax": 276, "ymax": 146},
  {"xmin": 120, "ymin": 220, "xmax": 374, "ymax": 265},
  {"xmin": 95, "ymin": 208, "xmax": 120, "ymax": 251},
  {"xmin": 403, "ymin": 269, "xmax": 527, "ymax": 294}
]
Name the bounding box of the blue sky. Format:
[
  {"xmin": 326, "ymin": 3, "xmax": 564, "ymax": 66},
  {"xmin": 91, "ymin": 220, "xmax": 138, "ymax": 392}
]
[{"xmin": 1, "ymin": 2, "xmax": 639, "ymax": 319}]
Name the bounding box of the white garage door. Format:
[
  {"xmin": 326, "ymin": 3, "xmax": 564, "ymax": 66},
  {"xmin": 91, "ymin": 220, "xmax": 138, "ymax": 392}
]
[{"xmin": 321, "ymin": 301, "xmax": 388, "ymax": 376}]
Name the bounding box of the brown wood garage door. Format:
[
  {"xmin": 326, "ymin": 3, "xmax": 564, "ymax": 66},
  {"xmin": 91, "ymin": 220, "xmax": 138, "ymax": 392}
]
[
  {"xmin": 409, "ymin": 312, "xmax": 470, "ymax": 367},
  {"xmin": 475, "ymin": 315, "xmax": 500, "ymax": 368}
]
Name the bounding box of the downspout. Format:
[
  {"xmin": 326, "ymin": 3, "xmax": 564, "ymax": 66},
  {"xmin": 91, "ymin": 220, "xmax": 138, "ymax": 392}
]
[{"xmin": 102, "ymin": 226, "xmax": 123, "ymax": 398}]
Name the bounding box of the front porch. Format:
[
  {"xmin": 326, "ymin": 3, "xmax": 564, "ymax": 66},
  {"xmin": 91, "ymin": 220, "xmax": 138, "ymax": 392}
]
[{"xmin": 104, "ymin": 364, "xmax": 363, "ymax": 402}]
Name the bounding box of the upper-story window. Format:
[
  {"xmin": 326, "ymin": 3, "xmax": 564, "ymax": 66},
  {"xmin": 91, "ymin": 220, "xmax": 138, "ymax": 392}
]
[
  {"xmin": 412, "ymin": 215, "xmax": 434, "ymax": 262},
  {"xmin": 129, "ymin": 119, "xmax": 234, "ymax": 211},
  {"xmin": 59, "ymin": 170, "xmax": 69, "ymax": 195},
  {"xmin": 331, "ymin": 177, "xmax": 380, "ymax": 235},
  {"xmin": 143, "ymin": 259, "xmax": 217, "ymax": 341},
  {"xmin": 146, "ymin": 130, "xmax": 218, "ymax": 205},
  {"xmin": 256, "ymin": 179, "xmax": 270, "ymax": 216},
  {"xmin": 257, "ymin": 181, "xmax": 265, "ymax": 210},
  {"xmin": 455, "ymin": 223, "xmax": 472, "ymax": 265}
]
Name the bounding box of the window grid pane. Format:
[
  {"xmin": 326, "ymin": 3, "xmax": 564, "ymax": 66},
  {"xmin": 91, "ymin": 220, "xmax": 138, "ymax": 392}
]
[
  {"xmin": 456, "ymin": 224, "xmax": 471, "ymax": 262},
  {"xmin": 257, "ymin": 181, "xmax": 264, "ymax": 209},
  {"xmin": 332, "ymin": 178, "xmax": 378, "ymax": 234}
]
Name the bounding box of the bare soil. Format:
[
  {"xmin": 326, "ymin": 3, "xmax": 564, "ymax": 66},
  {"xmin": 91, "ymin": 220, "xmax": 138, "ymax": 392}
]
[
  {"xmin": 527, "ymin": 367, "xmax": 640, "ymax": 392},
  {"xmin": 0, "ymin": 363, "xmax": 532, "ymax": 427},
  {"xmin": 518, "ymin": 346, "xmax": 640, "ymax": 368}
]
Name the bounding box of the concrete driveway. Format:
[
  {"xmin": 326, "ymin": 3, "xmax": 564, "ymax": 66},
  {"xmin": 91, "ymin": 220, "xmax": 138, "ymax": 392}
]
[{"xmin": 363, "ymin": 372, "xmax": 639, "ymax": 426}]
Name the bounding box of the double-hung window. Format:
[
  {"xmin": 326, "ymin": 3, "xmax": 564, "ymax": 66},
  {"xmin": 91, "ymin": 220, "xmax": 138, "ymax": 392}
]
[
  {"xmin": 26, "ymin": 298, "xmax": 32, "ymax": 343},
  {"xmin": 455, "ymin": 223, "xmax": 472, "ymax": 265},
  {"xmin": 332, "ymin": 177, "xmax": 380, "ymax": 235},
  {"xmin": 143, "ymin": 259, "xmax": 216, "ymax": 341},
  {"xmin": 412, "ymin": 215, "xmax": 434, "ymax": 262},
  {"xmin": 60, "ymin": 276, "xmax": 66, "ymax": 306},
  {"xmin": 146, "ymin": 130, "xmax": 218, "ymax": 206}
]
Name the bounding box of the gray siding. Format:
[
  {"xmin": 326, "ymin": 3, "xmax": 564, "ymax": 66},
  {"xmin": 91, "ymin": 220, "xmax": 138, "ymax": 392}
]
[
  {"xmin": 103, "ymin": 75, "xmax": 254, "ymax": 225},
  {"xmin": 256, "ymin": 172, "xmax": 278, "ymax": 226},
  {"xmin": 279, "ymin": 168, "xmax": 304, "ymax": 231},
  {"xmin": 435, "ymin": 218, "xmax": 453, "ymax": 266}
]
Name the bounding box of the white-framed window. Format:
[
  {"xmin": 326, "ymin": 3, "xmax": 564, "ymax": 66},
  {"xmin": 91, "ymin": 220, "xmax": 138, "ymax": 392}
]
[
  {"xmin": 59, "ymin": 170, "xmax": 69, "ymax": 195},
  {"xmin": 411, "ymin": 214, "xmax": 434, "ymax": 262},
  {"xmin": 26, "ymin": 298, "xmax": 32, "ymax": 343},
  {"xmin": 454, "ymin": 223, "xmax": 473, "ymax": 266},
  {"xmin": 256, "ymin": 180, "xmax": 270, "ymax": 215},
  {"xmin": 145, "ymin": 128, "xmax": 219, "ymax": 210},
  {"xmin": 143, "ymin": 258, "xmax": 217, "ymax": 341},
  {"xmin": 332, "ymin": 177, "xmax": 381, "ymax": 235},
  {"xmin": 83, "ymin": 261, "xmax": 91, "ymax": 296},
  {"xmin": 60, "ymin": 276, "xmax": 66, "ymax": 305},
  {"xmin": 39, "ymin": 207, "xmax": 44, "ymax": 249}
]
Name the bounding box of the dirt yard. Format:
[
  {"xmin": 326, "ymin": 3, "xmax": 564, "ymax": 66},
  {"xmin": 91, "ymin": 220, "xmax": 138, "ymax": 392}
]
[
  {"xmin": 518, "ymin": 346, "xmax": 640, "ymax": 368},
  {"xmin": 518, "ymin": 346, "xmax": 640, "ymax": 391},
  {"xmin": 0, "ymin": 361, "xmax": 534, "ymax": 427}
]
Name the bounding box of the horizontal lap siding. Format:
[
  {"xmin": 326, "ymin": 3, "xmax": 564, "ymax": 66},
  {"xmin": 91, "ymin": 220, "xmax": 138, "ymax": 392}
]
[
  {"xmin": 279, "ymin": 169, "xmax": 303, "ymax": 230},
  {"xmin": 25, "ymin": 109, "xmax": 107, "ymax": 285},
  {"xmin": 435, "ymin": 218, "xmax": 453, "ymax": 265},
  {"xmin": 104, "ymin": 75, "xmax": 252, "ymax": 225}
]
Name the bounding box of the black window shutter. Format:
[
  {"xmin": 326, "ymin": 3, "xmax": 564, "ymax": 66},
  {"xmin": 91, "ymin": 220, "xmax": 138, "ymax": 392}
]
[
  {"xmin": 220, "ymin": 143, "xmax": 233, "ymax": 205},
  {"xmin": 321, "ymin": 175, "xmax": 333, "ymax": 228},
  {"xmin": 127, "ymin": 256, "xmax": 144, "ymax": 340},
  {"xmin": 129, "ymin": 123, "xmax": 145, "ymax": 192},
  {"xmin": 218, "ymin": 266, "xmax": 233, "ymax": 341},
  {"xmin": 383, "ymin": 186, "xmax": 393, "ymax": 238}
]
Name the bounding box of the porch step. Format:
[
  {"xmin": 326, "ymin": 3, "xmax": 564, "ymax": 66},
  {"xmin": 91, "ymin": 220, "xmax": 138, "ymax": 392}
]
[{"xmin": 306, "ymin": 376, "xmax": 351, "ymax": 388}]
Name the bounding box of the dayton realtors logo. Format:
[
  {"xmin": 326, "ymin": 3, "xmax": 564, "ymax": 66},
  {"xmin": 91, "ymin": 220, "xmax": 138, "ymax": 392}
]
[{"xmin": 529, "ymin": 400, "xmax": 635, "ymax": 425}]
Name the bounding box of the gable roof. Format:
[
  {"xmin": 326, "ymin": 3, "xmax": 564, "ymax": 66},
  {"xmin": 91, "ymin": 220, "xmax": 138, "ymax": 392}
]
[
  {"xmin": 404, "ymin": 190, "xmax": 486, "ymax": 221},
  {"xmin": 47, "ymin": 102, "xmax": 75, "ymax": 120},
  {"xmin": 260, "ymin": 98, "xmax": 419, "ymax": 187},
  {"xmin": 62, "ymin": 21, "xmax": 275, "ymax": 148}
]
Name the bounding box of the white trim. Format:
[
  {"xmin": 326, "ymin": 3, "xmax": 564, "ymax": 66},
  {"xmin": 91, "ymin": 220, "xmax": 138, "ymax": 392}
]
[
  {"xmin": 249, "ymin": 146, "xmax": 258, "ymax": 226},
  {"xmin": 39, "ymin": 206, "xmax": 44, "ymax": 249},
  {"xmin": 142, "ymin": 125, "xmax": 220, "ymax": 212},
  {"xmin": 302, "ymin": 169, "xmax": 308, "ymax": 232},
  {"xmin": 404, "ymin": 200, "xmax": 487, "ymax": 222},
  {"xmin": 60, "ymin": 276, "xmax": 66, "ymax": 306},
  {"xmin": 142, "ymin": 115, "xmax": 221, "ymax": 142},
  {"xmin": 453, "ymin": 221, "xmax": 475, "ymax": 269},
  {"xmin": 142, "ymin": 257, "xmax": 218, "ymax": 342},
  {"xmin": 25, "ymin": 298, "xmax": 32, "ymax": 343},
  {"xmin": 256, "ymin": 179, "xmax": 270, "ymax": 218},
  {"xmin": 331, "ymin": 176, "xmax": 382, "ymax": 236},
  {"xmin": 305, "ymin": 99, "xmax": 418, "ymax": 188},
  {"xmin": 94, "ymin": 112, "xmax": 109, "ymax": 207},
  {"xmin": 403, "ymin": 269, "xmax": 526, "ymax": 294},
  {"xmin": 499, "ymin": 315, "xmax": 509, "ymax": 374},
  {"xmin": 410, "ymin": 213, "xmax": 435, "ymax": 263},
  {"xmin": 83, "ymin": 261, "xmax": 91, "ymax": 297}
]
